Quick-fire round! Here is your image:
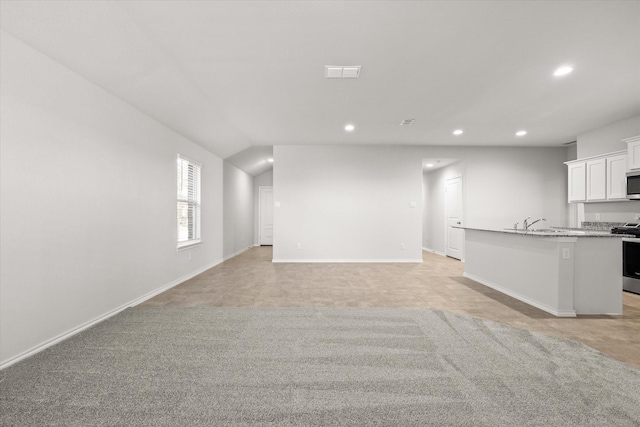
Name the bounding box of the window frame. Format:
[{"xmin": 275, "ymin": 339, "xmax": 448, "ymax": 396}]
[{"xmin": 176, "ymin": 154, "xmax": 202, "ymax": 250}]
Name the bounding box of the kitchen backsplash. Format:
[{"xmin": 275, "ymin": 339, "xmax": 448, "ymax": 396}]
[
  {"xmin": 581, "ymin": 221, "xmax": 628, "ymax": 231},
  {"xmin": 583, "ymin": 202, "xmax": 639, "ymax": 223}
]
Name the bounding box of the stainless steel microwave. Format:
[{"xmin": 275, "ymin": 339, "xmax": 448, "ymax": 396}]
[{"xmin": 627, "ymin": 170, "xmax": 640, "ymax": 200}]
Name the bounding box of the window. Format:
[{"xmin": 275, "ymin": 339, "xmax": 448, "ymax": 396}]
[{"xmin": 177, "ymin": 155, "xmax": 201, "ymax": 248}]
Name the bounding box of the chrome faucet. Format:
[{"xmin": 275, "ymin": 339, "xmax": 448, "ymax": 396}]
[
  {"xmin": 525, "ymin": 217, "xmax": 546, "ymax": 231},
  {"xmin": 521, "ymin": 216, "xmax": 531, "ymax": 231}
]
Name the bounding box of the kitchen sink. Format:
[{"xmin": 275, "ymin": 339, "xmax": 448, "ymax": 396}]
[
  {"xmin": 503, "ymin": 227, "xmax": 588, "ymax": 235},
  {"xmin": 503, "ymin": 228, "xmax": 563, "ymax": 233},
  {"xmin": 531, "ymin": 228, "xmax": 588, "ymax": 235}
]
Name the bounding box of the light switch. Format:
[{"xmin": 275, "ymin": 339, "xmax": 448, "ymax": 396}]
[
  {"xmin": 274, "ymin": 202, "xmax": 281, "ymax": 208},
  {"xmin": 410, "ymin": 201, "xmax": 417, "ymax": 208},
  {"xmin": 562, "ymin": 248, "xmax": 571, "ymax": 259}
]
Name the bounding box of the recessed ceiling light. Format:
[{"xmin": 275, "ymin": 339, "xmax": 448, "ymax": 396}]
[
  {"xmin": 453, "ymin": 129, "xmax": 463, "ymax": 136},
  {"xmin": 345, "ymin": 124, "xmax": 355, "ymax": 132},
  {"xmin": 267, "ymin": 158, "xmax": 274, "ymax": 163},
  {"xmin": 553, "ymin": 65, "xmax": 573, "ymax": 77},
  {"xmin": 516, "ymin": 130, "xmax": 527, "ymax": 136},
  {"xmin": 426, "ymin": 163, "xmax": 434, "ymax": 168}
]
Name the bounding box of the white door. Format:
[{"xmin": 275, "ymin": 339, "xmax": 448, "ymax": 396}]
[
  {"xmin": 445, "ymin": 176, "xmax": 464, "ymax": 260},
  {"xmin": 259, "ymin": 186, "xmax": 274, "ymax": 246}
]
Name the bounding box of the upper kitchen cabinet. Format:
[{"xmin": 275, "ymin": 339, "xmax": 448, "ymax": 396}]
[
  {"xmin": 625, "ymin": 136, "xmax": 640, "ymax": 170},
  {"xmin": 585, "ymin": 158, "xmax": 606, "ymax": 201},
  {"xmin": 565, "ymin": 150, "xmax": 627, "ymax": 203},
  {"xmin": 606, "ymin": 154, "xmax": 628, "ymax": 200},
  {"xmin": 567, "ymin": 162, "xmax": 586, "ymax": 202}
]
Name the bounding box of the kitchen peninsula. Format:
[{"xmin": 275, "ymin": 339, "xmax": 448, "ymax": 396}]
[{"xmin": 457, "ymin": 227, "xmax": 625, "ymax": 317}]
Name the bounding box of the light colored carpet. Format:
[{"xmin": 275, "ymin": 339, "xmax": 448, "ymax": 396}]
[{"xmin": 1, "ymin": 307, "xmax": 639, "ymax": 426}]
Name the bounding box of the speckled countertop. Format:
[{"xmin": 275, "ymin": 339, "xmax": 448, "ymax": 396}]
[
  {"xmin": 454, "ymin": 226, "xmax": 634, "ymax": 238},
  {"xmin": 581, "ymin": 221, "xmax": 629, "ymax": 231}
]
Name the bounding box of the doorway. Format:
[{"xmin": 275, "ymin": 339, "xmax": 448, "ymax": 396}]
[
  {"xmin": 445, "ymin": 176, "xmax": 464, "ymax": 260},
  {"xmin": 259, "ymin": 186, "xmax": 274, "ymax": 246}
]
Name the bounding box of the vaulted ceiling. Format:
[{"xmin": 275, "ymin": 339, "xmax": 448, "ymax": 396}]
[{"xmin": 2, "ymin": 1, "xmax": 639, "ymax": 175}]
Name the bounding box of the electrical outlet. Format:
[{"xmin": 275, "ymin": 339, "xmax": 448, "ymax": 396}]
[
  {"xmin": 296, "ymin": 243, "xmax": 302, "ymax": 250},
  {"xmin": 595, "ymin": 213, "xmax": 601, "ymax": 220},
  {"xmin": 400, "ymin": 243, "xmax": 406, "ymax": 250},
  {"xmin": 562, "ymin": 248, "xmax": 570, "ymax": 260}
]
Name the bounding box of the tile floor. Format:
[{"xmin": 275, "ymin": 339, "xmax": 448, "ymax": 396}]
[{"xmin": 142, "ymin": 246, "xmax": 640, "ymax": 370}]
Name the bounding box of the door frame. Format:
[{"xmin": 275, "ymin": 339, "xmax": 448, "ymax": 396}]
[
  {"xmin": 444, "ymin": 175, "xmax": 464, "ymax": 260},
  {"xmin": 258, "ymin": 186, "xmax": 273, "ymax": 246}
]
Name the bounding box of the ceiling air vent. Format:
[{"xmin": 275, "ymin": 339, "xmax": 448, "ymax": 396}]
[
  {"xmin": 325, "ymin": 65, "xmax": 361, "ymax": 78},
  {"xmin": 400, "ymin": 119, "xmax": 415, "ymax": 126}
]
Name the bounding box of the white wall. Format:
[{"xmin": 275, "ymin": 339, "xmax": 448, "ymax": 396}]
[
  {"xmin": 253, "ymin": 169, "xmax": 273, "ymax": 245},
  {"xmin": 0, "ymin": 32, "xmax": 224, "ymax": 367},
  {"xmin": 421, "ymin": 147, "xmax": 569, "ymax": 255},
  {"xmin": 272, "ymin": 144, "xmax": 568, "ymax": 260},
  {"xmin": 273, "ymin": 146, "xmax": 423, "ymax": 262},
  {"xmin": 463, "ymin": 147, "xmax": 568, "ymax": 229},
  {"xmin": 577, "ymin": 115, "xmax": 640, "ymax": 158},
  {"xmin": 223, "ymin": 162, "xmax": 254, "ymax": 258}
]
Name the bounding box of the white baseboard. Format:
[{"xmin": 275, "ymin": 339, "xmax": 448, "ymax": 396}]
[
  {"xmin": 0, "ymin": 257, "xmax": 228, "ymax": 371},
  {"xmin": 129, "ymin": 259, "xmax": 225, "ymax": 307},
  {"xmin": 272, "ymin": 258, "xmax": 423, "ymax": 263},
  {"xmin": 423, "ymin": 247, "xmax": 446, "ymax": 257},
  {"xmin": 463, "ymin": 272, "xmax": 577, "ymax": 317},
  {"xmin": 222, "ymin": 246, "xmax": 252, "ymax": 262}
]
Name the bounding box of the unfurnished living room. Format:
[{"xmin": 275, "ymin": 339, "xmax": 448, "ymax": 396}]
[{"xmin": 1, "ymin": 1, "xmax": 640, "ymax": 425}]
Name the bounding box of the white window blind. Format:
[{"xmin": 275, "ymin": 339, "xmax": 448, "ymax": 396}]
[{"xmin": 177, "ymin": 155, "xmax": 201, "ymax": 248}]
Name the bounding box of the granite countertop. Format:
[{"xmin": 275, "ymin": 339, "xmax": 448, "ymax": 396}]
[{"xmin": 454, "ymin": 226, "xmax": 634, "ymax": 238}]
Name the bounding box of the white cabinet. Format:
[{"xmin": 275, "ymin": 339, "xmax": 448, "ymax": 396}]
[
  {"xmin": 565, "ymin": 150, "xmax": 627, "ymax": 203},
  {"xmin": 606, "ymin": 154, "xmax": 628, "ymax": 200},
  {"xmin": 624, "ymin": 135, "xmax": 640, "ymax": 170},
  {"xmin": 586, "ymin": 158, "xmax": 606, "ymax": 201},
  {"xmin": 567, "ymin": 162, "xmax": 586, "ymax": 202}
]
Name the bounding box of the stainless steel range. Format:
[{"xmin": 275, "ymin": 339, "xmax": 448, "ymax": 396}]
[{"xmin": 612, "ymin": 223, "xmax": 640, "ymax": 295}]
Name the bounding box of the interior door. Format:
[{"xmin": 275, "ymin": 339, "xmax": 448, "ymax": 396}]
[
  {"xmin": 445, "ymin": 176, "xmax": 464, "ymax": 260},
  {"xmin": 259, "ymin": 186, "xmax": 274, "ymax": 246}
]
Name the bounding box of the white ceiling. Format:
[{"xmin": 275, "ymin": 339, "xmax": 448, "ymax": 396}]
[
  {"xmin": 1, "ymin": 1, "xmax": 639, "ymax": 175},
  {"xmin": 226, "ymin": 146, "xmax": 274, "ymax": 177},
  {"xmin": 422, "ymin": 158, "xmax": 459, "ymax": 173}
]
